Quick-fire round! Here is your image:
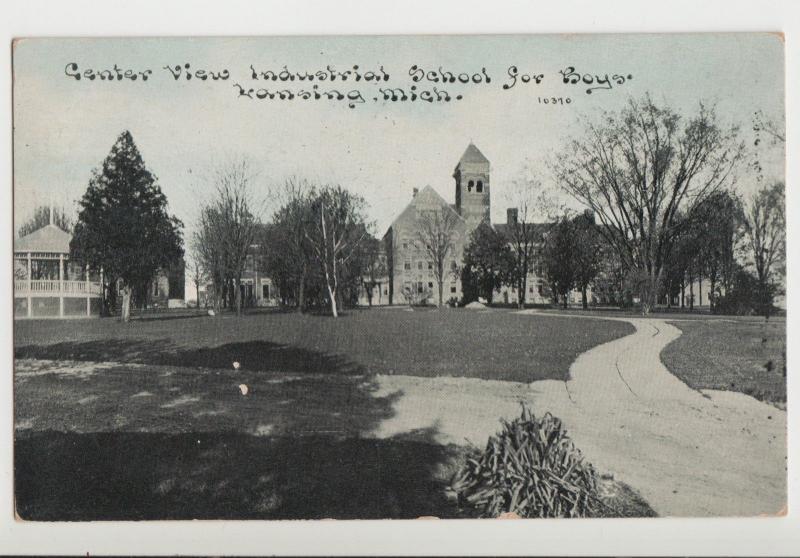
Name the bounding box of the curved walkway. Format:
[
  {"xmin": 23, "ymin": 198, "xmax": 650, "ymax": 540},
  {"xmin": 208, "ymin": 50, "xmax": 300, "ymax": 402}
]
[{"xmin": 371, "ymin": 311, "xmax": 786, "ymax": 517}]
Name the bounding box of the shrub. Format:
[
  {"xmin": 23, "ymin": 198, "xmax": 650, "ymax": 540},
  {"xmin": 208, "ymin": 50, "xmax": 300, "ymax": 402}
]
[
  {"xmin": 713, "ymin": 268, "xmax": 778, "ymax": 316},
  {"xmin": 451, "ymin": 406, "xmax": 599, "ymax": 518}
]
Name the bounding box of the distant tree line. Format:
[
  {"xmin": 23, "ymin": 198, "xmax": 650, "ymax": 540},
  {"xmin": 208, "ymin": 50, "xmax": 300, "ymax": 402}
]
[
  {"xmin": 61, "ymin": 96, "xmax": 784, "ymax": 321},
  {"xmin": 460, "ymin": 94, "xmax": 784, "ymax": 317},
  {"xmin": 257, "ymin": 179, "xmax": 376, "ymax": 317}
]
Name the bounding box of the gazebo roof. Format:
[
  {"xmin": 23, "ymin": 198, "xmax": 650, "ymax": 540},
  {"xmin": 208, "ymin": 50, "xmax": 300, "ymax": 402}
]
[{"xmin": 14, "ymin": 224, "xmax": 72, "ymax": 254}]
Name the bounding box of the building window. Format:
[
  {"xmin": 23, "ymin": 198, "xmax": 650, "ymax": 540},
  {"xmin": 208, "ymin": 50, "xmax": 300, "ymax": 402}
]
[
  {"xmin": 538, "ymin": 285, "xmax": 544, "ymax": 295},
  {"xmin": 428, "ymin": 282, "xmax": 434, "ymax": 289},
  {"xmin": 402, "ymin": 242, "xmax": 408, "ymax": 250},
  {"xmin": 418, "ymin": 261, "xmax": 423, "ymax": 270},
  {"xmin": 427, "ymin": 261, "xmax": 433, "ymax": 270},
  {"xmin": 450, "ymin": 284, "xmax": 457, "ymax": 294},
  {"xmin": 417, "ymin": 281, "xmax": 424, "ymax": 294},
  {"xmin": 529, "ymin": 285, "xmax": 534, "ymax": 293},
  {"xmin": 467, "ymin": 180, "xmax": 474, "ymax": 192},
  {"xmin": 451, "ymin": 260, "xmax": 458, "ymax": 271},
  {"xmin": 404, "ymin": 261, "xmax": 411, "ymax": 271},
  {"xmin": 476, "ymin": 180, "xmax": 483, "ymax": 192},
  {"xmin": 262, "ymin": 284, "xmax": 270, "ymax": 299}
]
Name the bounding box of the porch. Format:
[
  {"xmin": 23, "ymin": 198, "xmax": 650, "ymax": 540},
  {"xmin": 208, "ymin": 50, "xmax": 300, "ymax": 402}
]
[{"xmin": 13, "ymin": 223, "xmax": 104, "ymax": 319}]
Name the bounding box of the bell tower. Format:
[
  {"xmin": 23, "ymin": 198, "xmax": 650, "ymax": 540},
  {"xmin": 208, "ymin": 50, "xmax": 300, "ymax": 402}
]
[{"xmin": 454, "ymin": 143, "xmax": 490, "ymax": 233}]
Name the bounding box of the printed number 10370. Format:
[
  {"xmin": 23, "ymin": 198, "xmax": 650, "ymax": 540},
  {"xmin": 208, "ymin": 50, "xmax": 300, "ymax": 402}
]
[{"xmin": 538, "ymin": 97, "xmax": 572, "ymax": 105}]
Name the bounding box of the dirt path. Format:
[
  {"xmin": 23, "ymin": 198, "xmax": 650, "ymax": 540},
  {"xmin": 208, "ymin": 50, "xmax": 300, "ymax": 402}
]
[{"xmin": 371, "ymin": 311, "xmax": 786, "ymax": 517}]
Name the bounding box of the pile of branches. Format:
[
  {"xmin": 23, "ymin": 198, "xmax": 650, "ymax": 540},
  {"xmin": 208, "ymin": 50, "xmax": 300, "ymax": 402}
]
[{"xmin": 451, "ymin": 406, "xmax": 599, "ymax": 518}]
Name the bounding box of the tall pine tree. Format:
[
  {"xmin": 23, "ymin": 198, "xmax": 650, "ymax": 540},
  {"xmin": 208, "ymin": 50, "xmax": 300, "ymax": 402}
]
[{"xmin": 71, "ymin": 131, "xmax": 183, "ymax": 320}]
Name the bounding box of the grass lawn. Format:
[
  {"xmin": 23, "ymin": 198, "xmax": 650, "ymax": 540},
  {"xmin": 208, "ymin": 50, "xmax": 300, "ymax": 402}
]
[
  {"xmin": 14, "ymin": 308, "xmax": 649, "ymax": 520},
  {"xmin": 15, "ymin": 360, "xmax": 653, "ymax": 520},
  {"xmin": 660, "ymin": 318, "xmax": 786, "ymax": 406},
  {"xmin": 15, "ymin": 307, "xmax": 634, "ymax": 383}
]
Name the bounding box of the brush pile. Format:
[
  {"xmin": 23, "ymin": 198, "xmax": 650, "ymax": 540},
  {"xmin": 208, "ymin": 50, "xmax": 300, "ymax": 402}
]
[{"xmin": 451, "ymin": 406, "xmax": 600, "ymax": 518}]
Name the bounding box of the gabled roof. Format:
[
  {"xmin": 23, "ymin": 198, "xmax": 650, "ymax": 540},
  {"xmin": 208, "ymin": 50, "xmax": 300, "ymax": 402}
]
[
  {"xmin": 384, "ymin": 185, "xmax": 464, "ymax": 237},
  {"xmin": 14, "ymin": 224, "xmax": 72, "ymax": 254},
  {"xmin": 455, "ymin": 143, "xmax": 489, "ymax": 170},
  {"xmin": 493, "ymin": 222, "xmax": 551, "ymax": 244}
]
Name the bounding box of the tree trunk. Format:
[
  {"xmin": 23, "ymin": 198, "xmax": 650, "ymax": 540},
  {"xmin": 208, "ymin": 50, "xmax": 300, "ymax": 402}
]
[
  {"xmin": 518, "ymin": 276, "xmax": 526, "ymax": 309},
  {"xmin": 698, "ymin": 278, "xmax": 703, "ymax": 307},
  {"xmin": 213, "ymin": 281, "xmax": 223, "ymax": 315},
  {"xmin": 666, "ymin": 279, "xmax": 672, "ymax": 309},
  {"xmin": 437, "ymin": 280, "xmax": 443, "ymax": 307},
  {"xmin": 689, "ymin": 275, "xmax": 694, "ymax": 311},
  {"xmin": 336, "ymin": 289, "xmax": 344, "ymax": 314},
  {"xmin": 121, "ymin": 285, "xmax": 132, "ymax": 322},
  {"xmin": 562, "ymin": 291, "xmax": 568, "ymax": 309},
  {"xmin": 581, "ymin": 285, "xmax": 588, "ymax": 310},
  {"xmin": 327, "ymin": 283, "xmax": 338, "ymax": 317},
  {"xmin": 709, "ymin": 276, "xmax": 716, "ymax": 312},
  {"xmin": 235, "ymin": 277, "xmax": 243, "ymax": 316},
  {"xmin": 680, "ymin": 280, "xmax": 685, "ymax": 309},
  {"xmin": 298, "ymin": 267, "xmax": 306, "ymax": 313}
]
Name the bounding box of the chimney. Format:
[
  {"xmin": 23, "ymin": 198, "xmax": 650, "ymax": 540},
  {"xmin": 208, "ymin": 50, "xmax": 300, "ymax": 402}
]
[
  {"xmin": 507, "ymin": 207, "xmax": 518, "ymax": 226},
  {"xmin": 412, "ymin": 187, "xmax": 419, "ymax": 198}
]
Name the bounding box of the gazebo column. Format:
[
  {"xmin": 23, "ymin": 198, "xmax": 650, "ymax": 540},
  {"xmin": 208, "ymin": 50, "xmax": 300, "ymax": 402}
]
[
  {"xmin": 26, "ymin": 252, "xmax": 32, "ymax": 318},
  {"xmin": 86, "ymin": 264, "xmax": 91, "ymax": 316},
  {"xmin": 58, "ymin": 254, "xmax": 64, "ymax": 318}
]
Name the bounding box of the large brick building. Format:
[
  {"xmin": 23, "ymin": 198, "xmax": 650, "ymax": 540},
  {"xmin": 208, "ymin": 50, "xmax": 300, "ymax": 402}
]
[{"xmin": 381, "ymin": 143, "xmax": 564, "ymax": 306}]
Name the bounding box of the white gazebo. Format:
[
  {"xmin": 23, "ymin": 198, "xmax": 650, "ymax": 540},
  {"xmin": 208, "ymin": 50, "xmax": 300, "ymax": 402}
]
[{"xmin": 14, "ymin": 224, "xmax": 103, "ymax": 319}]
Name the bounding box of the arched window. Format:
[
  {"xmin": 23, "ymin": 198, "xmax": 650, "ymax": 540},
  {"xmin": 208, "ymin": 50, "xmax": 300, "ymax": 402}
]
[
  {"xmin": 467, "ymin": 180, "xmax": 474, "ymax": 192},
  {"xmin": 476, "ymin": 180, "xmax": 483, "ymax": 192}
]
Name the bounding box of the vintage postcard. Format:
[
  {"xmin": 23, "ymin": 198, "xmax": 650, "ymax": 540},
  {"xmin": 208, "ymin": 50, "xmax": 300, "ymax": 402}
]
[{"xmin": 12, "ymin": 33, "xmax": 785, "ymax": 521}]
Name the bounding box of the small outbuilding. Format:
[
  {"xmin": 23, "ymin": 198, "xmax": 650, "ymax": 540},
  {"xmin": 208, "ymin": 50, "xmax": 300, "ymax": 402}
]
[{"xmin": 13, "ymin": 223, "xmax": 103, "ymax": 319}]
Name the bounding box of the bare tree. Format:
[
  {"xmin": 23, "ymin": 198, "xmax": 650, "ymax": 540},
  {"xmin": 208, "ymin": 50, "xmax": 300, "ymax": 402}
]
[
  {"xmin": 360, "ymin": 235, "xmax": 386, "ymax": 307},
  {"xmin": 187, "ymin": 251, "xmax": 207, "ymax": 308},
  {"xmin": 550, "ymin": 94, "xmax": 744, "ymax": 313},
  {"xmin": 193, "ymin": 160, "xmax": 260, "ymax": 316},
  {"xmin": 742, "ymin": 180, "xmax": 785, "ymax": 313},
  {"xmin": 503, "ymin": 170, "xmax": 561, "ymax": 309},
  {"xmin": 753, "ymin": 110, "xmax": 785, "ymax": 145},
  {"xmin": 415, "ymin": 208, "xmax": 460, "ymax": 307},
  {"xmin": 265, "ymin": 177, "xmax": 315, "ymax": 312},
  {"xmin": 194, "ymin": 206, "xmax": 227, "ymax": 313},
  {"xmin": 305, "ymin": 185, "xmax": 369, "ymax": 317}
]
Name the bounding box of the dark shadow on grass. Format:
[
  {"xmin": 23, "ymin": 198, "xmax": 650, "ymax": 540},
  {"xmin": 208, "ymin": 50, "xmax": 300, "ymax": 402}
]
[
  {"xmin": 130, "ymin": 313, "xmax": 209, "ymax": 323},
  {"xmin": 15, "ymin": 428, "xmax": 462, "ymax": 520},
  {"xmin": 15, "ymin": 339, "xmax": 365, "ymax": 375}
]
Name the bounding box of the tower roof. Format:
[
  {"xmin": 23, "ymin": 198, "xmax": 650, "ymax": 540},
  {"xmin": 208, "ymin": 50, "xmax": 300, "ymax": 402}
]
[
  {"xmin": 455, "ymin": 143, "xmax": 489, "ymax": 170},
  {"xmin": 14, "ymin": 224, "xmax": 72, "ymax": 254}
]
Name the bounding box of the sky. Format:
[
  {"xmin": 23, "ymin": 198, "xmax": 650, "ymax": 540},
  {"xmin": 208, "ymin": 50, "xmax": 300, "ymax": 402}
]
[{"xmin": 13, "ymin": 34, "xmax": 785, "ymax": 241}]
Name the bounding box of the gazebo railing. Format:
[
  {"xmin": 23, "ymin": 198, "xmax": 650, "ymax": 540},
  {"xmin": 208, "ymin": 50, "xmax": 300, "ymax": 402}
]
[{"xmin": 15, "ymin": 279, "xmax": 102, "ymax": 296}]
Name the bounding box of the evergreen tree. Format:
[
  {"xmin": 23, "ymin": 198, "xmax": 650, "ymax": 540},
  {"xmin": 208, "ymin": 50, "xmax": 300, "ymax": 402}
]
[{"xmin": 70, "ymin": 131, "xmax": 184, "ymax": 320}]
